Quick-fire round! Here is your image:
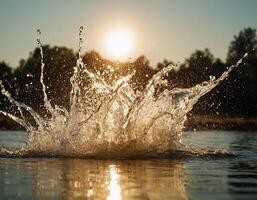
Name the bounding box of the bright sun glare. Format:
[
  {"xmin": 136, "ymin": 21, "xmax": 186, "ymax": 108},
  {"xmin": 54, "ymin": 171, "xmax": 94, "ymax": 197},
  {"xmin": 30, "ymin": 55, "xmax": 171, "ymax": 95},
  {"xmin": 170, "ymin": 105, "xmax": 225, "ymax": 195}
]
[{"xmin": 105, "ymin": 29, "xmax": 133, "ymax": 60}]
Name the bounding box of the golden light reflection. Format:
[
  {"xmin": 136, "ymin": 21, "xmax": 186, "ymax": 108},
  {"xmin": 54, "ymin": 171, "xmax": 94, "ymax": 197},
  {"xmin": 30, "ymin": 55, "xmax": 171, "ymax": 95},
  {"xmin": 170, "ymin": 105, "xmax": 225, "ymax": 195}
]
[
  {"xmin": 105, "ymin": 29, "xmax": 133, "ymax": 60},
  {"xmin": 107, "ymin": 165, "xmax": 121, "ymax": 200},
  {"xmin": 0, "ymin": 159, "xmax": 189, "ymax": 200}
]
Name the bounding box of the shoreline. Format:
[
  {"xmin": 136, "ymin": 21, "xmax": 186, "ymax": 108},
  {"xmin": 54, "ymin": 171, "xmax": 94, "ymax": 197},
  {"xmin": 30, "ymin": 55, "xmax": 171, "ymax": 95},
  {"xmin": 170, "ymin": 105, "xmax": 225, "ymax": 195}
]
[
  {"xmin": 185, "ymin": 115, "xmax": 257, "ymax": 131},
  {"xmin": 0, "ymin": 115, "xmax": 257, "ymax": 131}
]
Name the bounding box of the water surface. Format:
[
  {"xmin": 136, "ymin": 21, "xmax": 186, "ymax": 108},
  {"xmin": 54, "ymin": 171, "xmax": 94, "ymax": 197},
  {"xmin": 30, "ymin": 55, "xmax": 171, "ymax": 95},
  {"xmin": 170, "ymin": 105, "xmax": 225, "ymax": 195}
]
[{"xmin": 0, "ymin": 130, "xmax": 257, "ymax": 200}]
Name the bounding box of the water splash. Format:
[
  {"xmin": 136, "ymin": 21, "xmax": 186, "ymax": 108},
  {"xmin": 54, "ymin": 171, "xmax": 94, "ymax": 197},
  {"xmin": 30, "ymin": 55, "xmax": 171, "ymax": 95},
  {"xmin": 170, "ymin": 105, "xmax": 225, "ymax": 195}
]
[{"xmin": 0, "ymin": 27, "xmax": 248, "ymax": 158}]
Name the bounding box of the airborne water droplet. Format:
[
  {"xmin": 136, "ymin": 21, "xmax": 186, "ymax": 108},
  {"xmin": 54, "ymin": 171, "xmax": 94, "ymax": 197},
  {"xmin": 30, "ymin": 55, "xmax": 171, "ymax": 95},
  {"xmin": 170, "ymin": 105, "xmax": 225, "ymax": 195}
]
[
  {"xmin": 26, "ymin": 73, "xmax": 34, "ymax": 78},
  {"xmin": 209, "ymin": 75, "xmax": 216, "ymax": 81},
  {"xmin": 36, "ymin": 39, "xmax": 40, "ymax": 45}
]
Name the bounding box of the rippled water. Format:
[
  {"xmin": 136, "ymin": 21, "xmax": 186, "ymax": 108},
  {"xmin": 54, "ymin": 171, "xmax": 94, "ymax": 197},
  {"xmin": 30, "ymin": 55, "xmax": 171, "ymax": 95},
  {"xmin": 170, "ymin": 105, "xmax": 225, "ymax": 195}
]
[{"xmin": 0, "ymin": 130, "xmax": 257, "ymax": 200}]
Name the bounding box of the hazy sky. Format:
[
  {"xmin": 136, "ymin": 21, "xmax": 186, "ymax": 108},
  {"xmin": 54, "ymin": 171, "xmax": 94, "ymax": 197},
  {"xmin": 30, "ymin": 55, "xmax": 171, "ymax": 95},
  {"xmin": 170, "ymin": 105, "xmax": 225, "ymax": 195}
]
[{"xmin": 0, "ymin": 0, "xmax": 257, "ymax": 67}]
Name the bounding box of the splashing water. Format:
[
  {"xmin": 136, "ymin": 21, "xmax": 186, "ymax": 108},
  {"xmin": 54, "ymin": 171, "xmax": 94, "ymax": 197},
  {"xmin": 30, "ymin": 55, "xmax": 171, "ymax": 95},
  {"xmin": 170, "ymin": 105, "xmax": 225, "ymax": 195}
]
[{"xmin": 0, "ymin": 27, "xmax": 248, "ymax": 158}]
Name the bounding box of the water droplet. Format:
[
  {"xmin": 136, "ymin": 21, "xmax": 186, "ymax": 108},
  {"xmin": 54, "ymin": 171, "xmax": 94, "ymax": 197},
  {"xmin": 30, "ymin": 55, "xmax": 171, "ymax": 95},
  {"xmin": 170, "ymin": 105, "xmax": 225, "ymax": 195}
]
[
  {"xmin": 209, "ymin": 75, "xmax": 216, "ymax": 81},
  {"xmin": 36, "ymin": 39, "xmax": 41, "ymax": 45}
]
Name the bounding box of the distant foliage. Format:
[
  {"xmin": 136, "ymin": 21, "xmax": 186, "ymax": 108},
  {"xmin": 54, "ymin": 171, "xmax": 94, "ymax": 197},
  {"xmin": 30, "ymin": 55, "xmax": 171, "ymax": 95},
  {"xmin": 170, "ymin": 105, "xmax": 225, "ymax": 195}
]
[{"xmin": 227, "ymin": 27, "xmax": 257, "ymax": 64}]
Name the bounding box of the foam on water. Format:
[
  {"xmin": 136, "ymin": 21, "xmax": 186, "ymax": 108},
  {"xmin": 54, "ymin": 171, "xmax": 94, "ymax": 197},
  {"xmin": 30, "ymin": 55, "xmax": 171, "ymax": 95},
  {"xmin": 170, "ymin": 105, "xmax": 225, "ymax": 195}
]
[{"xmin": 0, "ymin": 27, "xmax": 248, "ymax": 158}]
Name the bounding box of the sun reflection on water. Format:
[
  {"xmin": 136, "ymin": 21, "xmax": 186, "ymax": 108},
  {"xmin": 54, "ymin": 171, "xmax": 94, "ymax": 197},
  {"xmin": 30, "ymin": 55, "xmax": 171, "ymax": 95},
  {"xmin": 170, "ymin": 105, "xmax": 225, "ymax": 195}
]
[
  {"xmin": 0, "ymin": 159, "xmax": 188, "ymax": 199},
  {"xmin": 107, "ymin": 165, "xmax": 121, "ymax": 200}
]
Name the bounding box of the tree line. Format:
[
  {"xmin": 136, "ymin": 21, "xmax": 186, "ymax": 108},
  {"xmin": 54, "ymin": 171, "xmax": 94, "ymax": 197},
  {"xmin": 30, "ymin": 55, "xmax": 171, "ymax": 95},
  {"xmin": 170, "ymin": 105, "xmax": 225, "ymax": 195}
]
[{"xmin": 0, "ymin": 27, "xmax": 257, "ymax": 129}]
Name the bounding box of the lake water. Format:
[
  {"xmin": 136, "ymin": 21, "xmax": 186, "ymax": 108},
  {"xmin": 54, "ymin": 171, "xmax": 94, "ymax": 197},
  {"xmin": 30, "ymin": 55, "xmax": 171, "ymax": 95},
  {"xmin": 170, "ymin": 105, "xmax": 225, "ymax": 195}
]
[{"xmin": 0, "ymin": 130, "xmax": 257, "ymax": 200}]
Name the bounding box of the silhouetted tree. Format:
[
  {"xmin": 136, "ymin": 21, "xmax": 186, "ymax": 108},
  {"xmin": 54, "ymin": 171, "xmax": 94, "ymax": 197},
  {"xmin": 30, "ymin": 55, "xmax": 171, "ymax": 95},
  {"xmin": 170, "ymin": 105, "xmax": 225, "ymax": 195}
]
[
  {"xmin": 179, "ymin": 49, "xmax": 215, "ymax": 87},
  {"xmin": 13, "ymin": 45, "xmax": 76, "ymax": 112},
  {"xmin": 0, "ymin": 61, "xmax": 14, "ymax": 115},
  {"xmin": 227, "ymin": 27, "xmax": 257, "ymax": 64},
  {"xmin": 0, "ymin": 61, "xmax": 12, "ymax": 81},
  {"xmin": 222, "ymin": 27, "xmax": 257, "ymax": 117},
  {"xmin": 130, "ymin": 56, "xmax": 156, "ymax": 91}
]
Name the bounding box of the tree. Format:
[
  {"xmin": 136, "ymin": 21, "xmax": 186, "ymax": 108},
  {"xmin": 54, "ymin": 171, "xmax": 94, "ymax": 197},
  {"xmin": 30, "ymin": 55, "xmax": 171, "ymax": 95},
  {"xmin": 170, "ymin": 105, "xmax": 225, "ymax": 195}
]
[
  {"xmin": 181, "ymin": 49, "xmax": 214, "ymax": 86},
  {"xmin": 13, "ymin": 45, "xmax": 76, "ymax": 112},
  {"xmin": 130, "ymin": 56, "xmax": 156, "ymax": 91},
  {"xmin": 222, "ymin": 27, "xmax": 257, "ymax": 117},
  {"xmin": 0, "ymin": 61, "xmax": 12, "ymax": 81},
  {"xmin": 0, "ymin": 61, "xmax": 14, "ymax": 114},
  {"xmin": 227, "ymin": 27, "xmax": 257, "ymax": 64}
]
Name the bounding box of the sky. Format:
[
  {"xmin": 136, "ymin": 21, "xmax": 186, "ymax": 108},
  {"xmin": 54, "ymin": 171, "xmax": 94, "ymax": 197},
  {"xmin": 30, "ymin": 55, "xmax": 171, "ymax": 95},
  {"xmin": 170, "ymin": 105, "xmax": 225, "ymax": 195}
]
[{"xmin": 0, "ymin": 0, "xmax": 257, "ymax": 68}]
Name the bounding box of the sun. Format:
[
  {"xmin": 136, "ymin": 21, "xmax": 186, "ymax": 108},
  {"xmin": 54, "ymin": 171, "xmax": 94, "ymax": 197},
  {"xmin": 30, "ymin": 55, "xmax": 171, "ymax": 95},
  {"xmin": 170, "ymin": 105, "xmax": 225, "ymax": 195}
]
[{"xmin": 105, "ymin": 29, "xmax": 133, "ymax": 60}]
